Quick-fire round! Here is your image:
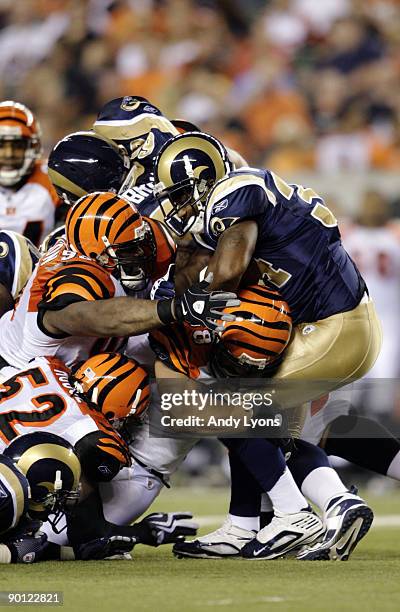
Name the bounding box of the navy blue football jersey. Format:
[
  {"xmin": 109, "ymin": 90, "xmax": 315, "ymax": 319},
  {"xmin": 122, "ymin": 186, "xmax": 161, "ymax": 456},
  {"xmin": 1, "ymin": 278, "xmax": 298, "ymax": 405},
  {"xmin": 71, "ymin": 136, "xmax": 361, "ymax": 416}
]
[
  {"xmin": 0, "ymin": 230, "xmax": 39, "ymax": 299},
  {"xmin": 202, "ymin": 168, "xmax": 366, "ymax": 324},
  {"xmin": 120, "ymin": 127, "xmax": 178, "ymax": 217}
]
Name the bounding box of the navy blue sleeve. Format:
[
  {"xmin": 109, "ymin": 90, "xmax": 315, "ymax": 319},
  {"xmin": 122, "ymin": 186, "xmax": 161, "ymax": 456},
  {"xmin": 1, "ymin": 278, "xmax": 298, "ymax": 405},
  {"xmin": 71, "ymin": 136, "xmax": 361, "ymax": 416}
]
[{"xmin": 203, "ymin": 184, "xmax": 269, "ymax": 248}]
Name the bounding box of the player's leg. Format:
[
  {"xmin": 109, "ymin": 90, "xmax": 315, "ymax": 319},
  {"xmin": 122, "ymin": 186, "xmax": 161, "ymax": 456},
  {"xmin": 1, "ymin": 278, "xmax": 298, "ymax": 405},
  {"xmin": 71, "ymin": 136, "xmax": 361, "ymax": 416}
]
[
  {"xmin": 323, "ymin": 415, "xmax": 400, "ymax": 481},
  {"xmin": 289, "ymin": 440, "xmax": 374, "ymax": 561},
  {"xmin": 274, "ymin": 298, "xmax": 382, "ymax": 406},
  {"xmin": 174, "ymin": 451, "xmax": 262, "ymax": 558}
]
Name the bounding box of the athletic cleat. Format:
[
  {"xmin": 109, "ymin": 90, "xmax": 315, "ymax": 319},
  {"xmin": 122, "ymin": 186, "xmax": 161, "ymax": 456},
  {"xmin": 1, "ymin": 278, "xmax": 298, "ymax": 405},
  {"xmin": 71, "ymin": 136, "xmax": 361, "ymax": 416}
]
[
  {"xmin": 240, "ymin": 508, "xmax": 324, "ymax": 560},
  {"xmin": 297, "ymin": 490, "xmax": 374, "ymax": 561},
  {"xmin": 173, "ymin": 518, "xmax": 255, "ymax": 558}
]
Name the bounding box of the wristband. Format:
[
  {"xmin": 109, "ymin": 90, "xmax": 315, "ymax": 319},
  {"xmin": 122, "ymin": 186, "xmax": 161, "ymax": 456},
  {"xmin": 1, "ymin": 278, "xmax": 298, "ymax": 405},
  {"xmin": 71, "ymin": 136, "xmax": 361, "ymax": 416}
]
[{"xmin": 156, "ymin": 299, "xmax": 177, "ymax": 325}]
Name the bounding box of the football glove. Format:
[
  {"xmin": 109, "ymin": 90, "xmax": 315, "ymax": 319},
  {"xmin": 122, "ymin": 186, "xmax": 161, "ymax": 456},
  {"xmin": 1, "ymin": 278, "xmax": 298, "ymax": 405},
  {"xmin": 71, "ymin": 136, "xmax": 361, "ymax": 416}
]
[
  {"xmin": 151, "ymin": 263, "xmax": 176, "ymax": 300},
  {"xmin": 175, "ymin": 280, "xmax": 239, "ymax": 332},
  {"xmin": 138, "ymin": 512, "xmax": 199, "ymax": 546},
  {"xmin": 75, "ymin": 535, "xmax": 136, "ymax": 560},
  {"xmin": 5, "ymin": 532, "xmax": 48, "ymax": 564}
]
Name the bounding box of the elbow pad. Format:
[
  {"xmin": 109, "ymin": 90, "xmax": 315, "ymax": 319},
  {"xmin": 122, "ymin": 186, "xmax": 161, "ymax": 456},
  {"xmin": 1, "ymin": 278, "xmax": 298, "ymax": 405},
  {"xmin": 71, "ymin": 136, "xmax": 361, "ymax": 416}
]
[{"xmin": 74, "ymin": 431, "xmax": 130, "ymax": 483}]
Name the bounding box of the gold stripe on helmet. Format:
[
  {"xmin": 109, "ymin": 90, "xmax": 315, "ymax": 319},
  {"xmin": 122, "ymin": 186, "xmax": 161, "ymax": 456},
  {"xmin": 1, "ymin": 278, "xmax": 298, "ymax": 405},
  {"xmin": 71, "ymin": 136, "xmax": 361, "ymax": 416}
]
[
  {"xmin": 16, "ymin": 443, "xmax": 81, "ymax": 489},
  {"xmin": 48, "ymin": 168, "xmax": 87, "ymax": 199},
  {"xmin": 12, "ymin": 232, "xmax": 36, "ymax": 296},
  {"xmin": 94, "ymin": 116, "xmax": 179, "ymax": 141},
  {"xmin": 0, "ymin": 462, "xmax": 26, "ymax": 531},
  {"xmin": 157, "ymin": 135, "xmax": 227, "ymax": 187}
]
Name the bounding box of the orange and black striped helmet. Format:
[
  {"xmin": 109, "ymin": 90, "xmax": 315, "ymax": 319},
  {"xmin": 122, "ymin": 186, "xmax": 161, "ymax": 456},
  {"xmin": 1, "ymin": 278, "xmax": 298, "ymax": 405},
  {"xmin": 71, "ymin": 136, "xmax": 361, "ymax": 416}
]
[
  {"xmin": 0, "ymin": 100, "xmax": 41, "ymax": 186},
  {"xmin": 65, "ymin": 191, "xmax": 156, "ymax": 290},
  {"xmin": 211, "ymin": 285, "xmax": 292, "ymax": 377},
  {"xmin": 72, "ymin": 352, "xmax": 151, "ymax": 424}
]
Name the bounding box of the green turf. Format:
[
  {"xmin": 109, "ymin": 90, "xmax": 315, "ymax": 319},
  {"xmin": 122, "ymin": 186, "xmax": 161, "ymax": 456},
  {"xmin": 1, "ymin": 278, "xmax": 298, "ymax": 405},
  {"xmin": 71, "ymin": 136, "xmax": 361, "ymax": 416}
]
[{"xmin": 2, "ymin": 487, "xmax": 400, "ymax": 612}]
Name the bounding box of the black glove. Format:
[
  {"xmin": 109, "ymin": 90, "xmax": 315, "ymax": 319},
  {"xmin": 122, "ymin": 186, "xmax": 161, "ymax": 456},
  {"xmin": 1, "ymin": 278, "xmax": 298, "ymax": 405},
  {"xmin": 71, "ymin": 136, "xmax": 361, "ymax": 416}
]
[
  {"xmin": 6, "ymin": 532, "xmax": 48, "ymax": 564},
  {"xmin": 75, "ymin": 535, "xmax": 136, "ymax": 560},
  {"xmin": 136, "ymin": 512, "xmax": 199, "ymax": 547},
  {"xmin": 157, "ymin": 280, "xmax": 240, "ymax": 332}
]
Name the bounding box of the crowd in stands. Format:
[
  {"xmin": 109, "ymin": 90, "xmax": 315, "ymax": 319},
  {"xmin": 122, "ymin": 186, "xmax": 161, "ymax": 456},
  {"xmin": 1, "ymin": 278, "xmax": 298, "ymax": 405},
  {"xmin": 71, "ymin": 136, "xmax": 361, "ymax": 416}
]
[{"xmin": 0, "ymin": 0, "xmax": 399, "ymax": 173}]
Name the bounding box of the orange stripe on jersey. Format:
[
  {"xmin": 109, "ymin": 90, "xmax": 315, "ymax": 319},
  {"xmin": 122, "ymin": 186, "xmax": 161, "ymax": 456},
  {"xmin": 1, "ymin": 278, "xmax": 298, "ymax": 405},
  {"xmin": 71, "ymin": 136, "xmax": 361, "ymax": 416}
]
[
  {"xmin": 150, "ymin": 323, "xmax": 211, "ymax": 379},
  {"xmin": 145, "ymin": 217, "xmax": 176, "ymax": 281},
  {"xmin": 26, "ymin": 161, "xmax": 60, "ymax": 206},
  {"xmin": 31, "ymin": 255, "xmax": 115, "ymax": 312},
  {"xmin": 98, "ymin": 443, "xmax": 129, "ymax": 465}
]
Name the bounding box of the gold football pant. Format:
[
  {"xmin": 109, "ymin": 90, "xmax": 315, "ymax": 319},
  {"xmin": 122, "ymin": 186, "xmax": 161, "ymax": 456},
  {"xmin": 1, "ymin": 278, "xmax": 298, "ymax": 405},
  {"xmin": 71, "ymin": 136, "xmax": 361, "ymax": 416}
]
[{"xmin": 273, "ymin": 297, "xmax": 382, "ymax": 436}]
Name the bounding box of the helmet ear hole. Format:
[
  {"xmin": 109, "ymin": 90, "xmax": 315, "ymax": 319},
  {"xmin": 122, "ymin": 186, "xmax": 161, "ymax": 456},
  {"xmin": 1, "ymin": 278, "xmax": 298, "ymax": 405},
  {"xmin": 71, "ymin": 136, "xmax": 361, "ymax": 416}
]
[{"xmin": 105, "ymin": 411, "xmax": 115, "ymax": 421}]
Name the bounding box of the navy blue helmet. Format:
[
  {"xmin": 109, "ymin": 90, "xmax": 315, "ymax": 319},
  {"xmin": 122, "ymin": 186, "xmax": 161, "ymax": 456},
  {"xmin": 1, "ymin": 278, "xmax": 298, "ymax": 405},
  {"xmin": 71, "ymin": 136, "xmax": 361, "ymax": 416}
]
[
  {"xmin": 153, "ymin": 131, "xmax": 232, "ymax": 236},
  {"xmin": 0, "ymin": 455, "xmax": 30, "ymax": 535},
  {"xmin": 4, "ymin": 432, "xmax": 81, "ymax": 530},
  {"xmin": 47, "ymin": 131, "xmax": 130, "ymax": 206}
]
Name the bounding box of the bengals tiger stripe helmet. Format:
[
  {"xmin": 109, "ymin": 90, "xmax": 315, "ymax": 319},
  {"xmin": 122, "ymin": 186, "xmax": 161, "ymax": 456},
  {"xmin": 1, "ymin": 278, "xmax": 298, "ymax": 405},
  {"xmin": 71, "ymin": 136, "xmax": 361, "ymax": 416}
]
[
  {"xmin": 0, "ymin": 101, "xmax": 41, "ymax": 186},
  {"xmin": 210, "ymin": 285, "xmax": 292, "ymax": 377},
  {"xmin": 72, "ymin": 352, "xmax": 151, "ymax": 425},
  {"xmin": 65, "ymin": 191, "xmax": 156, "ymax": 291}
]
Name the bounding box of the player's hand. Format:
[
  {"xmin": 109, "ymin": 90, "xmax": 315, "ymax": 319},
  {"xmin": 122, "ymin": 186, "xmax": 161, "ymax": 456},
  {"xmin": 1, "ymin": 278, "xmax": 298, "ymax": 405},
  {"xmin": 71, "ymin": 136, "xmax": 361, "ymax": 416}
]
[
  {"xmin": 151, "ymin": 263, "xmax": 176, "ymax": 300},
  {"xmin": 5, "ymin": 532, "xmax": 48, "ymax": 564},
  {"xmin": 174, "ymin": 280, "xmax": 240, "ymax": 332},
  {"xmin": 75, "ymin": 535, "xmax": 136, "ymax": 560},
  {"xmin": 139, "ymin": 512, "xmax": 199, "ymax": 546}
]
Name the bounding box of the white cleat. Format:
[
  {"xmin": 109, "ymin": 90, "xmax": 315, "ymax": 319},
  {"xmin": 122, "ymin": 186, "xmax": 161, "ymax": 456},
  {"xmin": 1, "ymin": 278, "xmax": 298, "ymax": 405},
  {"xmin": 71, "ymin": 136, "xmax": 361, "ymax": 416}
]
[
  {"xmin": 173, "ymin": 518, "xmax": 255, "ymax": 558},
  {"xmin": 241, "ymin": 508, "xmax": 324, "ymax": 560},
  {"xmin": 297, "ymin": 490, "xmax": 374, "ymax": 561}
]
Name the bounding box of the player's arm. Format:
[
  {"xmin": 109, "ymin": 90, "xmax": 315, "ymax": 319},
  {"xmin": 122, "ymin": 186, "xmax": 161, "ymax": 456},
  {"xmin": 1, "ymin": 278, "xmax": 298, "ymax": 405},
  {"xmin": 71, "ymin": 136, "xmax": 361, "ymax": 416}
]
[
  {"xmin": 207, "ymin": 219, "xmax": 258, "ymax": 291},
  {"xmin": 175, "ymin": 247, "xmax": 212, "ymax": 294},
  {"xmin": 0, "ymin": 283, "xmax": 14, "ymax": 317},
  {"xmin": 43, "ymin": 296, "xmax": 164, "ymax": 337}
]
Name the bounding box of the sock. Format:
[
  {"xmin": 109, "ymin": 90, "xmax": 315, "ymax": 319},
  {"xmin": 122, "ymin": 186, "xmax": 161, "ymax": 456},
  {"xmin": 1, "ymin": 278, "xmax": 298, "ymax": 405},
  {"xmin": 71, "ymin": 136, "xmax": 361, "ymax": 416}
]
[
  {"xmin": 324, "ymin": 416, "xmax": 400, "ymax": 474},
  {"xmin": 260, "ymin": 493, "xmax": 274, "ymax": 527},
  {"xmin": 301, "ymin": 466, "xmax": 347, "ymax": 511},
  {"xmin": 287, "ymin": 439, "xmax": 330, "ymax": 486},
  {"xmin": 387, "ymin": 451, "xmax": 400, "ymax": 480},
  {"xmin": 226, "ymin": 450, "xmax": 263, "ymax": 518},
  {"xmin": 221, "ymin": 438, "xmax": 286, "ymax": 491},
  {"xmin": 268, "ymin": 468, "xmax": 308, "ymax": 514},
  {"xmin": 260, "ymin": 493, "xmax": 273, "ymax": 512},
  {"xmin": 228, "ymin": 514, "xmax": 259, "ymax": 531}
]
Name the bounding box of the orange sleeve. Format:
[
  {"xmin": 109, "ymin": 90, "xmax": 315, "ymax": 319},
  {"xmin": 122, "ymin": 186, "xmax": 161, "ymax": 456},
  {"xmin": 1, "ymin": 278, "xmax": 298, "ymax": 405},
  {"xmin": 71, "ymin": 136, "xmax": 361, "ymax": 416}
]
[{"xmin": 39, "ymin": 260, "xmax": 115, "ymax": 312}]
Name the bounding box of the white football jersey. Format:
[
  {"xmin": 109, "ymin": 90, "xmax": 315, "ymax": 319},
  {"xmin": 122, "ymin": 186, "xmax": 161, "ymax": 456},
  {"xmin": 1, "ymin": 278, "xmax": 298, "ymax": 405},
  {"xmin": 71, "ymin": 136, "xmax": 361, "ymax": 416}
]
[
  {"xmin": 0, "ymin": 162, "xmax": 58, "ymax": 246},
  {"xmin": 343, "ymin": 223, "xmax": 400, "ymax": 377},
  {"xmin": 0, "ymin": 356, "xmax": 109, "ymax": 452},
  {"xmin": 0, "ymin": 238, "xmax": 126, "ymax": 369}
]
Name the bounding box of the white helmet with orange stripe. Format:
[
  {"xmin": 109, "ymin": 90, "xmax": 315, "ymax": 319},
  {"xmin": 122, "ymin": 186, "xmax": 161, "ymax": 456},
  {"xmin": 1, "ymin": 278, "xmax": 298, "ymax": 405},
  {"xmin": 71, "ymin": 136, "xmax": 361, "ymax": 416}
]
[{"xmin": 0, "ymin": 101, "xmax": 42, "ymax": 187}]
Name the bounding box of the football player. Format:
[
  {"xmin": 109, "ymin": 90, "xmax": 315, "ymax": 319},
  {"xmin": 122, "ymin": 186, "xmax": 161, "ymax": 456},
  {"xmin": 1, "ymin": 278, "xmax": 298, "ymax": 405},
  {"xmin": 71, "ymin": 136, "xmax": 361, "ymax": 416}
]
[
  {"xmin": 0, "ymin": 191, "xmax": 238, "ymax": 372},
  {"xmin": 0, "ymin": 229, "xmax": 39, "ymax": 317},
  {"xmin": 92, "ymin": 96, "xmax": 248, "ymax": 291},
  {"xmin": 145, "ymin": 285, "xmax": 373, "ymax": 561},
  {"xmin": 0, "ymin": 431, "xmax": 80, "ymax": 563},
  {"xmin": 0, "ymin": 101, "xmax": 59, "ymax": 246},
  {"xmin": 0, "ymin": 354, "xmax": 198, "ymax": 560},
  {"xmin": 153, "ymin": 131, "xmax": 382, "ymax": 401},
  {"xmin": 152, "ymin": 132, "xmax": 381, "ymax": 558},
  {"xmin": 93, "ymin": 96, "xmax": 248, "ymax": 214}
]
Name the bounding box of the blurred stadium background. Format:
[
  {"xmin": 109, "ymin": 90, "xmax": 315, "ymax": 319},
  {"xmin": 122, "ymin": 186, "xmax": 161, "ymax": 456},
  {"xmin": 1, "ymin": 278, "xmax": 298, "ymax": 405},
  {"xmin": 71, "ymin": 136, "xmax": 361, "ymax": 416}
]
[{"xmin": 2, "ymin": 0, "xmax": 400, "ymax": 491}]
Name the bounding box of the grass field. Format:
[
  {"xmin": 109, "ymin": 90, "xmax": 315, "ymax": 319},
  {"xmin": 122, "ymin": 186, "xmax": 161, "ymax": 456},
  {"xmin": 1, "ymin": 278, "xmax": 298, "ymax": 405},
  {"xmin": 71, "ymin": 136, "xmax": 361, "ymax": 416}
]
[{"xmin": 2, "ymin": 486, "xmax": 400, "ymax": 612}]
